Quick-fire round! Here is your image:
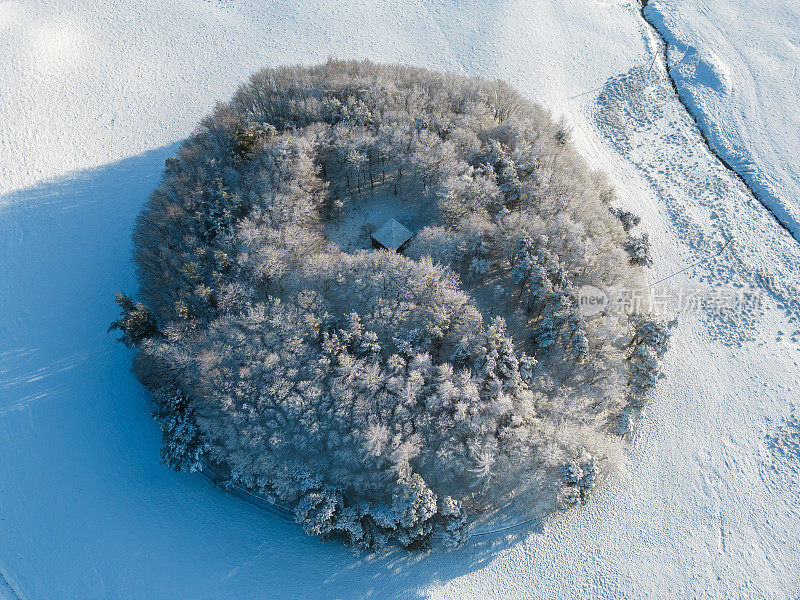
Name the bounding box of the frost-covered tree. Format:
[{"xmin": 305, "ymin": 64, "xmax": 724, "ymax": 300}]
[
  {"xmin": 151, "ymin": 387, "xmax": 208, "ymax": 473},
  {"xmin": 624, "ymin": 232, "xmax": 654, "ymax": 267},
  {"xmin": 108, "ymin": 293, "xmax": 159, "ymax": 347},
  {"xmin": 610, "ymin": 207, "xmax": 641, "ymax": 233},
  {"xmin": 557, "ymin": 450, "xmax": 597, "ymax": 510},
  {"xmin": 112, "ymin": 60, "xmax": 668, "ymax": 549},
  {"xmin": 626, "ymin": 315, "xmax": 674, "ymax": 405}
]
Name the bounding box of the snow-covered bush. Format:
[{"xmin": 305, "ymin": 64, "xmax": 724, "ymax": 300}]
[
  {"xmin": 624, "ymin": 232, "xmax": 654, "ymax": 267},
  {"xmin": 151, "ymin": 387, "xmax": 208, "ymax": 473},
  {"xmin": 557, "ymin": 450, "xmax": 597, "ymax": 509},
  {"xmin": 114, "ymin": 60, "xmax": 669, "ymax": 548}
]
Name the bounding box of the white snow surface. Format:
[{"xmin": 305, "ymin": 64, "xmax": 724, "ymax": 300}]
[
  {"xmin": 1, "ymin": 1, "xmax": 799, "ymax": 598},
  {"xmin": 647, "ymin": 0, "xmax": 800, "ymax": 240}
]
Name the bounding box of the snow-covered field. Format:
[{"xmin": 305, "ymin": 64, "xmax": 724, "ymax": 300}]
[
  {"xmin": 646, "ymin": 0, "xmax": 800, "ymax": 240},
  {"xmin": 1, "ymin": 1, "xmax": 798, "ymax": 598}
]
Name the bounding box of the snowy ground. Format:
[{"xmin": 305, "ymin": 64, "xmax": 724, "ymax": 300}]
[
  {"xmin": 646, "ymin": 0, "xmax": 800, "ymax": 240},
  {"xmin": 325, "ymin": 190, "xmax": 422, "ymax": 253},
  {"xmin": 1, "ymin": 1, "xmax": 798, "ymax": 598}
]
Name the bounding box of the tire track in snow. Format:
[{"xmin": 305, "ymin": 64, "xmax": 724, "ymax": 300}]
[{"xmin": 0, "ymin": 571, "xmax": 21, "ymax": 600}]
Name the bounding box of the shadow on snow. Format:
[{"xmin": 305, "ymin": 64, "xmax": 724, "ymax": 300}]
[{"xmin": 0, "ymin": 146, "xmax": 548, "ymax": 599}]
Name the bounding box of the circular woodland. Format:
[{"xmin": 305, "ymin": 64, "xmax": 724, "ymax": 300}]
[{"xmin": 116, "ymin": 60, "xmax": 669, "ymax": 548}]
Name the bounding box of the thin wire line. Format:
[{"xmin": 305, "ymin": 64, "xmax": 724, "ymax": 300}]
[{"xmin": 649, "ymin": 236, "xmax": 733, "ymax": 287}]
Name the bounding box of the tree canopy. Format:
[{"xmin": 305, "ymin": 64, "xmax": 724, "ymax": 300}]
[{"xmin": 113, "ymin": 60, "xmax": 669, "ymax": 548}]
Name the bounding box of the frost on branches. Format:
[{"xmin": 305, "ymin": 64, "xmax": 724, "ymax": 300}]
[
  {"xmin": 151, "ymin": 387, "xmax": 208, "ymax": 473},
  {"xmin": 558, "ymin": 450, "xmax": 597, "ymax": 510},
  {"xmin": 112, "ymin": 60, "xmax": 670, "ymax": 548}
]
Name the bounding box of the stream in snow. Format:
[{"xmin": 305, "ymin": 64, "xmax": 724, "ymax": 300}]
[{"xmin": 638, "ymin": 0, "xmax": 799, "ymax": 243}]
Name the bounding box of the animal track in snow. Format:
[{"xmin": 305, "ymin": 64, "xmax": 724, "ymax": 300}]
[
  {"xmin": 762, "ymin": 407, "xmax": 800, "ymax": 510},
  {"xmin": 595, "ymin": 61, "xmax": 800, "ymax": 344}
]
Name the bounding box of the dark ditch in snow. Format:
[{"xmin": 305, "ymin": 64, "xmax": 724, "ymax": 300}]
[{"xmin": 638, "ymin": 0, "xmax": 800, "ymax": 245}]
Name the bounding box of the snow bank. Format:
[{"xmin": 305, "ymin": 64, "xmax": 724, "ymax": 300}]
[
  {"xmin": 646, "ymin": 0, "xmax": 800, "ymax": 241},
  {"xmin": 673, "ymin": 45, "xmax": 732, "ymax": 95}
]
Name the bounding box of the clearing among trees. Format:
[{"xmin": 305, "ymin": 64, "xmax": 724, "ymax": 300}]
[{"xmin": 111, "ymin": 60, "xmax": 670, "ymax": 549}]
